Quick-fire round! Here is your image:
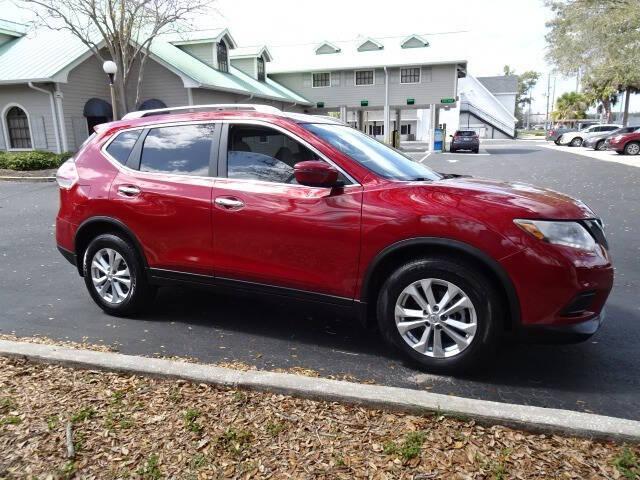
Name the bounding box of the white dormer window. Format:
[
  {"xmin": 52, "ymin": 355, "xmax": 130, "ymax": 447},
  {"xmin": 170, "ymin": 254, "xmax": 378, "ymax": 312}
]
[
  {"xmin": 314, "ymin": 41, "xmax": 341, "ymax": 55},
  {"xmin": 312, "ymin": 72, "xmax": 331, "ymax": 88},
  {"xmin": 401, "ymin": 34, "xmax": 429, "ymax": 49},
  {"xmin": 357, "ymin": 38, "xmax": 384, "ymax": 52}
]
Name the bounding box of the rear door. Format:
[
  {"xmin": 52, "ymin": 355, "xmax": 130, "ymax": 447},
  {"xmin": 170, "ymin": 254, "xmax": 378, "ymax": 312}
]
[
  {"xmin": 107, "ymin": 122, "xmax": 219, "ymax": 276},
  {"xmin": 211, "ymin": 121, "xmax": 363, "ymax": 299}
]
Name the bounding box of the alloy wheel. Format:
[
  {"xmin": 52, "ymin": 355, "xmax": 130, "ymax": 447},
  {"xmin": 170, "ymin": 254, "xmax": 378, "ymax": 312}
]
[
  {"xmin": 90, "ymin": 248, "xmax": 132, "ymax": 304},
  {"xmin": 626, "ymin": 143, "xmax": 640, "ymax": 155},
  {"xmin": 394, "ymin": 278, "xmax": 477, "ymax": 358}
]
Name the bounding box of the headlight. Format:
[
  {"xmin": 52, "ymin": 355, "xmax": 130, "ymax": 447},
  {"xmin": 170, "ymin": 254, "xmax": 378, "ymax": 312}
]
[
  {"xmin": 611, "ymin": 135, "xmax": 623, "ymax": 141},
  {"xmin": 514, "ymin": 219, "xmax": 596, "ymax": 250}
]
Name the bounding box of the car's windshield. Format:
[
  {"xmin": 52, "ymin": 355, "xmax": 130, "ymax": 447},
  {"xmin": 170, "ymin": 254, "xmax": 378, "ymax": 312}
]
[{"xmin": 302, "ymin": 123, "xmax": 442, "ymax": 181}]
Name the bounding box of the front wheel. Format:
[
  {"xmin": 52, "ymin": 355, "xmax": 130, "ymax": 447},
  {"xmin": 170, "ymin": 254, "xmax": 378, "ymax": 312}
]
[
  {"xmin": 376, "ymin": 257, "xmax": 501, "ymax": 374},
  {"xmin": 624, "ymin": 142, "xmax": 640, "ymax": 155},
  {"xmin": 596, "ymin": 140, "xmax": 606, "ymax": 151},
  {"xmin": 570, "ymin": 137, "xmax": 583, "ymax": 147},
  {"xmin": 83, "ymin": 233, "xmax": 155, "ymax": 316}
]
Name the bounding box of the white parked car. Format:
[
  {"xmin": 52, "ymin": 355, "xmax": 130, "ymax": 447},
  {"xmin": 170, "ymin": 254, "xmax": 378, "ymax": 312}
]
[{"xmin": 559, "ymin": 124, "xmax": 621, "ymax": 147}]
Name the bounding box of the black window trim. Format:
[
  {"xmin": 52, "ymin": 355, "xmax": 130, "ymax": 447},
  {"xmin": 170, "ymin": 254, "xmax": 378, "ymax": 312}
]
[
  {"xmin": 354, "ymin": 69, "xmax": 375, "ymax": 86},
  {"xmin": 218, "ymin": 120, "xmax": 360, "ymax": 187},
  {"xmin": 400, "ymin": 66, "xmax": 421, "ymax": 84},
  {"xmin": 100, "ymin": 121, "xmax": 221, "ymax": 179}
]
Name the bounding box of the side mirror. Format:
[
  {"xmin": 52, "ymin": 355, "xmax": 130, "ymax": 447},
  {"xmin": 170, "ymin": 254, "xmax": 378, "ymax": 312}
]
[
  {"xmin": 294, "ymin": 161, "xmax": 339, "ymax": 188},
  {"xmin": 449, "ymin": 134, "xmax": 453, "ymax": 138}
]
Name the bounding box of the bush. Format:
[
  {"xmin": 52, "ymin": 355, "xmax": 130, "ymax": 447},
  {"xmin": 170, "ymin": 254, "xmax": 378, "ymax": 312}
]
[{"xmin": 0, "ymin": 150, "xmax": 74, "ymax": 171}]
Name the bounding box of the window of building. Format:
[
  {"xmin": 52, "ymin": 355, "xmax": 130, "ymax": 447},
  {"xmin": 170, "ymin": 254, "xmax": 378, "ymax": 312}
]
[
  {"xmin": 5, "ymin": 106, "xmax": 32, "ymax": 149},
  {"xmin": 257, "ymin": 56, "xmax": 266, "ymax": 81},
  {"xmin": 106, "ymin": 130, "xmax": 142, "ymax": 165},
  {"xmin": 400, "ymin": 67, "xmax": 421, "ymax": 84},
  {"xmin": 227, "ymin": 124, "xmax": 339, "ymax": 184},
  {"xmin": 140, "ymin": 124, "xmax": 215, "ymax": 176},
  {"xmin": 355, "ymin": 70, "xmax": 374, "ymax": 86},
  {"xmin": 368, "ymin": 125, "xmax": 384, "ymax": 136},
  {"xmin": 312, "ymin": 72, "xmax": 331, "ymax": 88},
  {"xmin": 217, "ymin": 42, "xmax": 229, "ymax": 73}
]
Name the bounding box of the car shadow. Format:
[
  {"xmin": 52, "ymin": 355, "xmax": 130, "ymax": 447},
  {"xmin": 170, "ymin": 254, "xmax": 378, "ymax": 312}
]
[{"xmin": 129, "ymin": 286, "xmax": 639, "ymax": 398}]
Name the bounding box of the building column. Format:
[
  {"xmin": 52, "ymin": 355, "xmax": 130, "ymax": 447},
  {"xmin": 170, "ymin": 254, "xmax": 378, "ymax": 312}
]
[
  {"xmin": 429, "ymin": 104, "xmax": 437, "ymax": 151},
  {"xmin": 357, "ymin": 110, "xmax": 365, "ymax": 132},
  {"xmin": 395, "ymin": 109, "xmax": 402, "ymax": 148},
  {"xmin": 383, "ymin": 67, "xmax": 390, "ymax": 143},
  {"xmin": 339, "ymin": 105, "xmax": 347, "ymax": 123}
]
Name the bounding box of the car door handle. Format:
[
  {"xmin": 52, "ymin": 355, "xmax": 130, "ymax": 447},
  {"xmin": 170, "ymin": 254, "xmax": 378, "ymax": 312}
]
[
  {"xmin": 117, "ymin": 185, "xmax": 141, "ymax": 197},
  {"xmin": 214, "ymin": 197, "xmax": 245, "ymax": 210}
]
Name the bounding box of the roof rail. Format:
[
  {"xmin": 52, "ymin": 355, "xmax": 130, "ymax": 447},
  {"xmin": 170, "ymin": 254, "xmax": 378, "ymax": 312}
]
[{"xmin": 121, "ymin": 104, "xmax": 282, "ymax": 120}]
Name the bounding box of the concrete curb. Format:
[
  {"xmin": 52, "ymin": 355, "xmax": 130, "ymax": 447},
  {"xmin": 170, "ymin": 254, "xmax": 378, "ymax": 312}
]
[
  {"xmin": 1, "ymin": 339, "xmax": 638, "ymax": 442},
  {"xmin": 0, "ymin": 175, "xmax": 55, "ymax": 182}
]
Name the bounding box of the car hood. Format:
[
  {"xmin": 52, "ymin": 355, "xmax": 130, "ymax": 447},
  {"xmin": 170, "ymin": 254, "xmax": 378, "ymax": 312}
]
[{"xmin": 425, "ymin": 176, "xmax": 595, "ymax": 220}]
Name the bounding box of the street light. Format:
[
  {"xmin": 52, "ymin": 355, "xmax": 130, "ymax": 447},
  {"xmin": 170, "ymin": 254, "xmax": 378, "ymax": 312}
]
[{"xmin": 102, "ymin": 60, "xmax": 118, "ymax": 120}]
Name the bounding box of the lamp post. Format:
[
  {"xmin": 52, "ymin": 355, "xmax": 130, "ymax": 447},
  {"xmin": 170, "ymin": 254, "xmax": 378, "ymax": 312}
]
[{"xmin": 102, "ymin": 60, "xmax": 118, "ymax": 120}]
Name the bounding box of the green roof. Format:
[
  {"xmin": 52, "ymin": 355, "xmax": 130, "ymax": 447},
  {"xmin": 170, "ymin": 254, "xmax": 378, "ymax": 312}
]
[{"xmin": 0, "ymin": 21, "xmax": 311, "ymax": 105}]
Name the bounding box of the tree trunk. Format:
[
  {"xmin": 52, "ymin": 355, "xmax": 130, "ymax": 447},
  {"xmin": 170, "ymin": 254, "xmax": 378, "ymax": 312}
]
[{"xmin": 623, "ymin": 88, "xmax": 631, "ymax": 127}]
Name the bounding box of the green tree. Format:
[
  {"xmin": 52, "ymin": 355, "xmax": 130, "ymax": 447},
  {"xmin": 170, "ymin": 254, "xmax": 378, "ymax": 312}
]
[
  {"xmin": 545, "ymin": 0, "xmax": 640, "ymax": 125},
  {"xmin": 582, "ymin": 68, "xmax": 619, "ymax": 122},
  {"xmin": 551, "ymin": 91, "xmax": 589, "ymax": 121},
  {"xmin": 503, "ymin": 65, "xmax": 516, "ymax": 76}
]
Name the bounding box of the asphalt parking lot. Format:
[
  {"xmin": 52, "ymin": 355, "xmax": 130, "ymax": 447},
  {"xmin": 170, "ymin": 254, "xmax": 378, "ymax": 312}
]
[{"xmin": 1, "ymin": 139, "xmax": 639, "ymax": 420}]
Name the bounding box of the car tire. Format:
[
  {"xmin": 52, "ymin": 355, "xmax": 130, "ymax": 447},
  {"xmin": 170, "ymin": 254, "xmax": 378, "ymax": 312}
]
[
  {"xmin": 450, "ymin": 147, "xmax": 456, "ymax": 153},
  {"xmin": 473, "ymin": 148, "xmax": 479, "ymax": 154},
  {"xmin": 83, "ymin": 233, "xmax": 155, "ymax": 316},
  {"xmin": 554, "ymin": 138, "xmax": 561, "ymax": 145},
  {"xmin": 624, "ymin": 142, "xmax": 640, "ymax": 155},
  {"xmin": 570, "ymin": 137, "xmax": 583, "ymax": 147},
  {"xmin": 376, "ymin": 257, "xmax": 502, "ymax": 375},
  {"xmin": 596, "ymin": 140, "xmax": 606, "ymax": 151}
]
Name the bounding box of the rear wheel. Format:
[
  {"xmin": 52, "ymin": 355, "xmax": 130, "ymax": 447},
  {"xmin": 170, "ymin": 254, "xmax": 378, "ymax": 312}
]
[
  {"xmin": 376, "ymin": 257, "xmax": 501, "ymax": 374},
  {"xmin": 450, "ymin": 147, "xmax": 456, "ymax": 153},
  {"xmin": 83, "ymin": 234, "xmax": 155, "ymax": 316},
  {"xmin": 473, "ymin": 148, "xmax": 479, "ymax": 153},
  {"xmin": 554, "ymin": 138, "xmax": 561, "ymax": 145},
  {"xmin": 570, "ymin": 137, "xmax": 583, "ymax": 147},
  {"xmin": 624, "ymin": 142, "xmax": 640, "ymax": 155}
]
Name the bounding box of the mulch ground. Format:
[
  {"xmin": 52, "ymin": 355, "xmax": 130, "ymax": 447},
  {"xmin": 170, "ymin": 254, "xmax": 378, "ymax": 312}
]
[
  {"xmin": 0, "ymin": 168, "xmax": 56, "ymax": 178},
  {"xmin": 1, "ymin": 355, "xmax": 638, "ymax": 479}
]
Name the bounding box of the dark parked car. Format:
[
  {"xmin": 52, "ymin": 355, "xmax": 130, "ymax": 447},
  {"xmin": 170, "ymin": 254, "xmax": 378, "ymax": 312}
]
[
  {"xmin": 450, "ymin": 130, "xmax": 479, "ymax": 153},
  {"xmin": 583, "ymin": 126, "xmax": 639, "ymax": 150},
  {"xmin": 607, "ymin": 129, "xmax": 640, "ymax": 155},
  {"xmin": 55, "ymin": 104, "xmax": 613, "ymax": 374}
]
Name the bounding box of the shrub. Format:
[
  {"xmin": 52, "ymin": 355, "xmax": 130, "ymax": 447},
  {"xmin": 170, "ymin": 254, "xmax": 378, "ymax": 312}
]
[{"xmin": 0, "ymin": 150, "xmax": 74, "ymax": 171}]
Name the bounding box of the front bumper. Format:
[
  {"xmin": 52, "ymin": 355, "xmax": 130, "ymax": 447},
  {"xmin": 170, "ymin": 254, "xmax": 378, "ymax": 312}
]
[{"xmin": 518, "ymin": 310, "xmax": 605, "ymax": 343}]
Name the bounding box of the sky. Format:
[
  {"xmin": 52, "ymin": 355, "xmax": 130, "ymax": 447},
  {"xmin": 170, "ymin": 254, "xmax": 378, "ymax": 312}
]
[{"xmin": 2, "ymin": 0, "xmax": 638, "ymax": 115}]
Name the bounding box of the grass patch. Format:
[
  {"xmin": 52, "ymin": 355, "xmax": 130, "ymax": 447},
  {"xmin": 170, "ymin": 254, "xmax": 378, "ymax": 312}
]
[
  {"xmin": 266, "ymin": 421, "xmax": 286, "ymax": 436},
  {"xmin": 0, "ymin": 397, "xmax": 16, "ymax": 413},
  {"xmin": 46, "ymin": 414, "xmax": 59, "ymax": 430},
  {"xmin": 218, "ymin": 427, "xmax": 252, "ymax": 457},
  {"xmin": 383, "ymin": 431, "xmax": 426, "ymax": 461},
  {"xmin": 189, "ymin": 453, "xmax": 207, "ymax": 469},
  {"xmin": 137, "ymin": 453, "xmax": 161, "ymax": 480},
  {"xmin": 183, "ymin": 408, "xmax": 203, "ymax": 434},
  {"xmin": 613, "ymin": 447, "xmax": 640, "ymax": 479},
  {"xmin": 71, "ymin": 406, "xmax": 96, "ymax": 423},
  {"xmin": 58, "ymin": 461, "xmax": 77, "ymax": 480},
  {"xmin": 0, "ymin": 415, "xmax": 21, "ymax": 426}
]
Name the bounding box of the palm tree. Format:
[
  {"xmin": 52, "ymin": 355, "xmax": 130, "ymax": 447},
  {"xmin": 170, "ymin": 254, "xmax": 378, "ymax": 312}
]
[{"xmin": 551, "ymin": 92, "xmax": 590, "ymax": 122}]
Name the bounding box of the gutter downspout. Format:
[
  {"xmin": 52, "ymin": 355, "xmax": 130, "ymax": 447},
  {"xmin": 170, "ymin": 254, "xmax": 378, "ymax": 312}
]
[
  {"xmin": 54, "ymin": 84, "xmax": 68, "ymax": 152},
  {"xmin": 383, "ymin": 67, "xmax": 390, "ymax": 144},
  {"xmin": 28, "ymin": 82, "xmax": 61, "ymax": 154}
]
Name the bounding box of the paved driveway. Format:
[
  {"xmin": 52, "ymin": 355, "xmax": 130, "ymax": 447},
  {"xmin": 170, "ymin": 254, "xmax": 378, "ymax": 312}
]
[{"xmin": 1, "ymin": 139, "xmax": 639, "ymax": 420}]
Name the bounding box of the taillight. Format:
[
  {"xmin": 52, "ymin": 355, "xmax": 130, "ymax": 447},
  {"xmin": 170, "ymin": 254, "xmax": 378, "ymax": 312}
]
[{"xmin": 56, "ymin": 158, "xmax": 79, "ymax": 190}]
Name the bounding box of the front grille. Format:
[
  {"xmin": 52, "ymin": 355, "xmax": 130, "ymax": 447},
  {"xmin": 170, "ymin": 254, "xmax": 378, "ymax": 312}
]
[{"xmin": 582, "ymin": 219, "xmax": 608, "ymax": 250}]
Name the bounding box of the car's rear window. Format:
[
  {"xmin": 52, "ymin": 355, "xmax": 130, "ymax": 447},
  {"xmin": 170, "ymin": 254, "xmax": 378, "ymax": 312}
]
[
  {"xmin": 106, "ymin": 130, "xmax": 141, "ymax": 165},
  {"xmin": 456, "ymin": 131, "xmax": 476, "ymax": 137}
]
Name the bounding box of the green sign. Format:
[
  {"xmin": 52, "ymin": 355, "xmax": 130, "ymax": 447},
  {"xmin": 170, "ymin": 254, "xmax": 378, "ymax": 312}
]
[
  {"xmin": 406, "ymin": 98, "xmax": 415, "ymax": 105},
  {"xmin": 316, "ymin": 102, "xmax": 325, "ymax": 108},
  {"xmin": 440, "ymin": 98, "xmax": 456, "ymax": 104},
  {"xmin": 360, "ymin": 100, "xmax": 369, "ymax": 107}
]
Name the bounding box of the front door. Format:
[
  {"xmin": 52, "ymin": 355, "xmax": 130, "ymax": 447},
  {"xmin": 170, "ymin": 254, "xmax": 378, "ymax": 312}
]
[
  {"xmin": 211, "ymin": 122, "xmax": 362, "ymax": 299},
  {"xmin": 108, "ymin": 122, "xmax": 218, "ymax": 276}
]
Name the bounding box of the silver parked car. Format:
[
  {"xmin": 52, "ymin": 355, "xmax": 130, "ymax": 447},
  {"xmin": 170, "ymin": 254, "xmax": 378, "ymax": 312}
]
[{"xmin": 558, "ymin": 124, "xmax": 621, "ymax": 147}]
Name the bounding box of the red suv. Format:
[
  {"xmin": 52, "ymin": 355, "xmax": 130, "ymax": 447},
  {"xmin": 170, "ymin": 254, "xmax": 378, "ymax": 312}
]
[
  {"xmin": 607, "ymin": 130, "xmax": 640, "ymax": 155},
  {"xmin": 55, "ymin": 105, "xmax": 613, "ymax": 373}
]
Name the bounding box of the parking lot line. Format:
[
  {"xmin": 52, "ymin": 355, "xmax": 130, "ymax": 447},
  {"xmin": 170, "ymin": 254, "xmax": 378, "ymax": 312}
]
[{"xmin": 418, "ymin": 152, "xmax": 431, "ymax": 163}]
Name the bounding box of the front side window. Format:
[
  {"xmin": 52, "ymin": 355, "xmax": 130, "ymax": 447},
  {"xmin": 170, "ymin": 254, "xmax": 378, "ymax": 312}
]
[
  {"xmin": 303, "ymin": 123, "xmax": 441, "ymax": 182},
  {"xmin": 312, "ymin": 72, "xmax": 331, "ymax": 87},
  {"xmin": 5, "ymin": 106, "xmax": 32, "ymax": 149},
  {"xmin": 257, "ymin": 56, "xmax": 265, "ymax": 81},
  {"xmin": 227, "ymin": 124, "xmax": 335, "ymax": 184},
  {"xmin": 140, "ymin": 124, "xmax": 215, "ymax": 176},
  {"xmin": 355, "ymin": 70, "xmax": 374, "ymax": 86},
  {"xmin": 400, "ymin": 67, "xmax": 420, "ymax": 84},
  {"xmin": 217, "ymin": 42, "xmax": 228, "ymax": 73},
  {"xmin": 106, "ymin": 130, "xmax": 141, "ymax": 165}
]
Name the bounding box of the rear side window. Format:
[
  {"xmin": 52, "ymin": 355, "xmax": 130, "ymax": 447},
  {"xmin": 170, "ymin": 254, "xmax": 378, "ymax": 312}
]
[
  {"xmin": 106, "ymin": 130, "xmax": 141, "ymax": 164},
  {"xmin": 140, "ymin": 124, "xmax": 215, "ymax": 176}
]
